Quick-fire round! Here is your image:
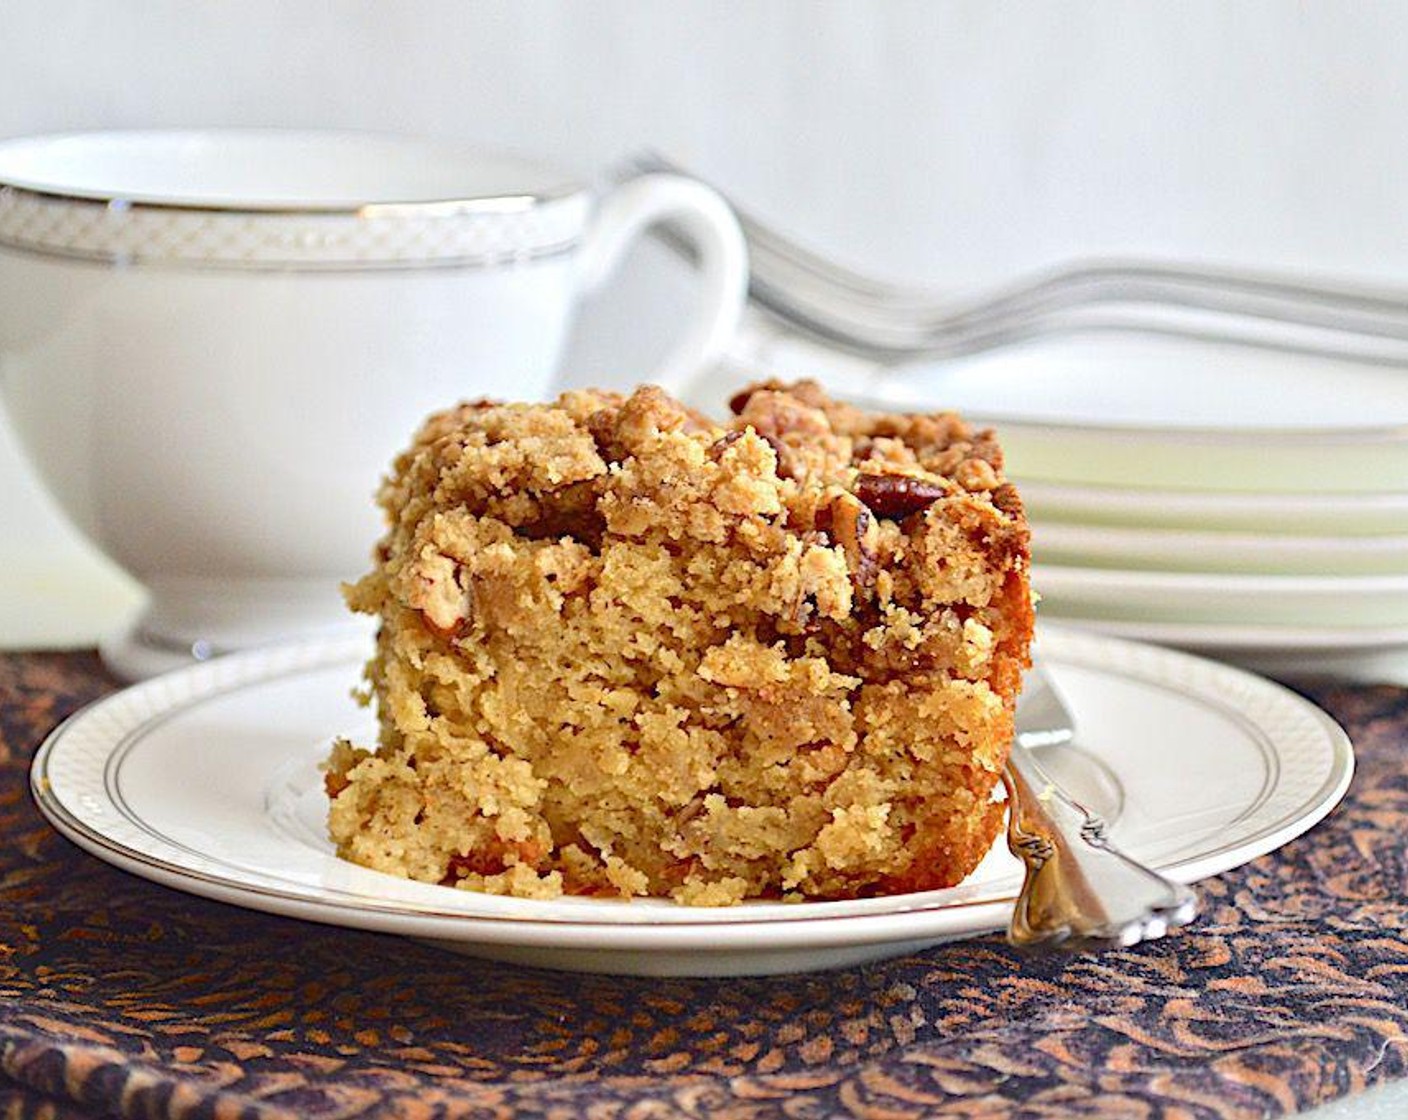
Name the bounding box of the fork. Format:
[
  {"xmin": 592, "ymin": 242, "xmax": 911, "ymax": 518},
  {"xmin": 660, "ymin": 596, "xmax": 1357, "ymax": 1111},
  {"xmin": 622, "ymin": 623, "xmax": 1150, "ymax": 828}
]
[
  {"xmin": 1006, "ymin": 666, "xmax": 1197, "ymax": 949},
  {"xmin": 620, "ymin": 151, "xmax": 1408, "ymax": 366}
]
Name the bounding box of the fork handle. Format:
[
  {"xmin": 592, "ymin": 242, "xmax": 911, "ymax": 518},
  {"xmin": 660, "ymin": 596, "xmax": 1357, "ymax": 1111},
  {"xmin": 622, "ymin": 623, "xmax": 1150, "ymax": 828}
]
[{"xmin": 1003, "ymin": 747, "xmax": 1197, "ymax": 948}]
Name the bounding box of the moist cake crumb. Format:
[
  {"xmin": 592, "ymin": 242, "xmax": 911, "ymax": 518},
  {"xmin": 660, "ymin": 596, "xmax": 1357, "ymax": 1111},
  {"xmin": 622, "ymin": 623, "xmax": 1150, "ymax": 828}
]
[{"xmin": 326, "ymin": 379, "xmax": 1034, "ymax": 904}]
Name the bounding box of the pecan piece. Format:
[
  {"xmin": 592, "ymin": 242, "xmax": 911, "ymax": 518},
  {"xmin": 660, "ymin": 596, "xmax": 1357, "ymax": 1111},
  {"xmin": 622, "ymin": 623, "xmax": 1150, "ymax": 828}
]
[
  {"xmin": 823, "ymin": 491, "xmax": 878, "ymax": 592},
  {"xmin": 674, "ymin": 795, "xmax": 708, "ymax": 828},
  {"xmin": 513, "ymin": 481, "xmax": 606, "ymax": 550},
  {"xmin": 854, "ymin": 473, "xmax": 947, "ymax": 519},
  {"xmin": 709, "ymin": 427, "xmax": 794, "ymax": 479},
  {"xmin": 407, "ymin": 552, "xmax": 472, "ymax": 636},
  {"xmin": 586, "ymin": 408, "xmax": 626, "ymax": 464},
  {"xmin": 757, "ymin": 431, "xmax": 794, "ymax": 479},
  {"xmin": 727, "ymin": 385, "xmax": 770, "ymax": 414},
  {"xmin": 707, "ymin": 429, "xmax": 746, "ymax": 458}
]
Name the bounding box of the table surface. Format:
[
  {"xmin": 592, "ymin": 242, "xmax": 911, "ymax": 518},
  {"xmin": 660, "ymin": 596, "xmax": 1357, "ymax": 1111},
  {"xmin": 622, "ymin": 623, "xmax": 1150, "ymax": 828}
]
[{"xmin": 2, "ymin": 648, "xmax": 1407, "ymax": 1119}]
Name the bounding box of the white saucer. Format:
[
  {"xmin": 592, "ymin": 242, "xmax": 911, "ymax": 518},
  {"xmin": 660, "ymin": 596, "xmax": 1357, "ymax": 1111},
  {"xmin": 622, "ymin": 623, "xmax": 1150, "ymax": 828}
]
[
  {"xmin": 859, "ymin": 333, "xmax": 1408, "ymax": 492},
  {"xmin": 1033, "ymin": 521, "xmax": 1408, "ymax": 577},
  {"xmin": 1053, "ymin": 618, "xmax": 1408, "ymax": 684},
  {"xmin": 1034, "ymin": 563, "xmax": 1408, "ymax": 629},
  {"xmin": 1019, "ymin": 478, "xmax": 1408, "ymax": 536},
  {"xmin": 31, "ymin": 628, "xmax": 1352, "ymax": 977},
  {"xmin": 1055, "ymin": 616, "xmax": 1408, "ymax": 652}
]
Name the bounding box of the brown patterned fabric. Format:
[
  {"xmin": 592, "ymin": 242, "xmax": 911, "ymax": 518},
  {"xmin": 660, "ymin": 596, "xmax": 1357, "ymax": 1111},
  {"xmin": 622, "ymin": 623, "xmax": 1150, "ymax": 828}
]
[{"xmin": 1, "ymin": 650, "xmax": 1406, "ymax": 1119}]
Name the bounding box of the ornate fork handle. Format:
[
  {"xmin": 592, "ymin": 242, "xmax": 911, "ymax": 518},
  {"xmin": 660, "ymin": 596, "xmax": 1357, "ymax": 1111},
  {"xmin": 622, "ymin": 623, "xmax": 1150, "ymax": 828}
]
[{"xmin": 1004, "ymin": 743, "xmax": 1197, "ymax": 949}]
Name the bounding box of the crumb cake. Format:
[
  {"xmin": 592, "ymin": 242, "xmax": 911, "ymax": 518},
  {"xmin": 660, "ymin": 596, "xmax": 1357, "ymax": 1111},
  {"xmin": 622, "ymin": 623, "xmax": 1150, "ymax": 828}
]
[{"xmin": 326, "ymin": 380, "xmax": 1033, "ymax": 905}]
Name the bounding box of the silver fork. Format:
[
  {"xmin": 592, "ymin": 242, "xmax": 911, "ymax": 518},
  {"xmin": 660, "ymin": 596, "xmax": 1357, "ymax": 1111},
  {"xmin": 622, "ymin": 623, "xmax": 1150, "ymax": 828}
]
[
  {"xmin": 1007, "ymin": 666, "xmax": 1197, "ymax": 949},
  {"xmin": 620, "ymin": 151, "xmax": 1408, "ymax": 366}
]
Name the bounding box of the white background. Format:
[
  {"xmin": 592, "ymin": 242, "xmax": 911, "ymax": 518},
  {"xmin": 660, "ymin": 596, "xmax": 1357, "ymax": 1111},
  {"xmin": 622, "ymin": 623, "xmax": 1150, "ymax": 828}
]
[{"xmin": 3, "ymin": 0, "xmax": 1407, "ymax": 653}]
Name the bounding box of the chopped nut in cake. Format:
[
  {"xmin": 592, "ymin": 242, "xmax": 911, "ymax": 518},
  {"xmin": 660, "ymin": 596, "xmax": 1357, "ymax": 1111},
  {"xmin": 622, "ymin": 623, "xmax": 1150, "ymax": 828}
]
[{"xmin": 326, "ymin": 379, "xmax": 1034, "ymax": 904}]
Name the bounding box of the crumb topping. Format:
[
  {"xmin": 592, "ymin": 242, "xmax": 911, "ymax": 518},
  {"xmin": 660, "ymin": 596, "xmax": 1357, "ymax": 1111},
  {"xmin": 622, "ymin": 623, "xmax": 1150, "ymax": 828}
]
[{"xmin": 327, "ymin": 380, "xmax": 1033, "ymax": 904}]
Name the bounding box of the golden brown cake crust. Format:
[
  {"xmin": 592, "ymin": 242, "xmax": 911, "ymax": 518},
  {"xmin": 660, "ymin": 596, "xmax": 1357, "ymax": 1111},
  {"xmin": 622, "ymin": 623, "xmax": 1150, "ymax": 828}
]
[{"xmin": 327, "ymin": 380, "xmax": 1034, "ymax": 904}]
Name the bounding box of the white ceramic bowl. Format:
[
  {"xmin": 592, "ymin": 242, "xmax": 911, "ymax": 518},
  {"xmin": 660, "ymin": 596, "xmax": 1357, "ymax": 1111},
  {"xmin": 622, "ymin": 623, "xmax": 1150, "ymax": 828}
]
[{"xmin": 0, "ymin": 129, "xmax": 747, "ymax": 678}]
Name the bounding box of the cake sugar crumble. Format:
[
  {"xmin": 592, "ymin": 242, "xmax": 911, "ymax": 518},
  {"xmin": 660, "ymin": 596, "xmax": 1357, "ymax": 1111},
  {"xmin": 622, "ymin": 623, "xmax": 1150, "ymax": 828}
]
[{"xmin": 326, "ymin": 379, "xmax": 1034, "ymax": 904}]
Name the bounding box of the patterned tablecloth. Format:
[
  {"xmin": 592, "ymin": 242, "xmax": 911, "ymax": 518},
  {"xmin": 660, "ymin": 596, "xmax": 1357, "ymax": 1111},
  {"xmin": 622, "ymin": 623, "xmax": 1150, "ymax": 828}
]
[{"xmin": 2, "ymin": 651, "xmax": 1407, "ymax": 1120}]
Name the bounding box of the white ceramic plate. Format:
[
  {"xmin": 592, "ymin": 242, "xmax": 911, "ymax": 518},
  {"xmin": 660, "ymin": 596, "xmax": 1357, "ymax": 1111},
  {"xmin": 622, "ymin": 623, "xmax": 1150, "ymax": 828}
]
[
  {"xmin": 1033, "ymin": 521, "xmax": 1408, "ymax": 576},
  {"xmin": 1053, "ymin": 616, "xmax": 1408, "ymax": 652},
  {"xmin": 1035, "ymin": 563, "xmax": 1408, "ymax": 629},
  {"xmin": 857, "ymin": 333, "xmax": 1408, "ymax": 492},
  {"xmin": 31, "ymin": 629, "xmax": 1352, "ymax": 977},
  {"xmin": 1054, "ymin": 618, "xmax": 1408, "ymax": 685},
  {"xmin": 1019, "ymin": 477, "xmax": 1408, "ymax": 536}
]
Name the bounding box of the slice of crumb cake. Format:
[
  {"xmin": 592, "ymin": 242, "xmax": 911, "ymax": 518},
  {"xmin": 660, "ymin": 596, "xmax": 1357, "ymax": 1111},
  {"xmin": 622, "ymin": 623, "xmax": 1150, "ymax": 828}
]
[{"xmin": 326, "ymin": 379, "xmax": 1033, "ymax": 904}]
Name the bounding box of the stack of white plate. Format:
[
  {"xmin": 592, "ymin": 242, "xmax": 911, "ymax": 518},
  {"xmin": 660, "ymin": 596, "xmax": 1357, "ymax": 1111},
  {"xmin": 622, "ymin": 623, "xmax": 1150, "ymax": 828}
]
[{"xmin": 734, "ymin": 326, "xmax": 1408, "ymax": 681}]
